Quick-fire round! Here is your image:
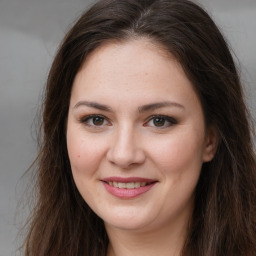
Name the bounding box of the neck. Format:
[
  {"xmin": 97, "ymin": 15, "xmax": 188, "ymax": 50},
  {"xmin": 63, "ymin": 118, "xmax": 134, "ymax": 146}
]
[{"xmin": 105, "ymin": 217, "xmax": 189, "ymax": 256}]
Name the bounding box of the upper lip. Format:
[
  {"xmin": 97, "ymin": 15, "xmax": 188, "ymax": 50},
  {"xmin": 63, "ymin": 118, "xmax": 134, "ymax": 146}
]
[{"xmin": 101, "ymin": 177, "xmax": 157, "ymax": 183}]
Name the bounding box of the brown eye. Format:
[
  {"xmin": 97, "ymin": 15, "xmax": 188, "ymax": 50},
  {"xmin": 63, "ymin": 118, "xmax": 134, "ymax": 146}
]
[
  {"xmin": 145, "ymin": 115, "xmax": 177, "ymax": 128},
  {"xmin": 92, "ymin": 116, "xmax": 104, "ymax": 126},
  {"xmin": 81, "ymin": 115, "xmax": 109, "ymax": 127},
  {"xmin": 153, "ymin": 117, "xmax": 166, "ymax": 127}
]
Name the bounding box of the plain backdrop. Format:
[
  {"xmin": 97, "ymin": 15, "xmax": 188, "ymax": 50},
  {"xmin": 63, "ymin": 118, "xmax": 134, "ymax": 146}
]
[{"xmin": 0, "ymin": 0, "xmax": 255, "ymax": 255}]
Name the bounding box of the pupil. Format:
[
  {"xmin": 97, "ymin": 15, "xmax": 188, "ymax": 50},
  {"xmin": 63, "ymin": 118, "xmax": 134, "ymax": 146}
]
[
  {"xmin": 93, "ymin": 117, "xmax": 104, "ymax": 125},
  {"xmin": 153, "ymin": 118, "xmax": 165, "ymax": 127}
]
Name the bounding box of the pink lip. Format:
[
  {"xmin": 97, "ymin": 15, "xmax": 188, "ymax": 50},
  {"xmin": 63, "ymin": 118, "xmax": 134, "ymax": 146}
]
[
  {"xmin": 102, "ymin": 176, "xmax": 156, "ymax": 183},
  {"xmin": 101, "ymin": 177, "xmax": 157, "ymax": 199}
]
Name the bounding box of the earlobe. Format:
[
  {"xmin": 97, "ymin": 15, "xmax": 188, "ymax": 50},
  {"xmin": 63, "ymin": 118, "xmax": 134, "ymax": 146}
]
[{"xmin": 203, "ymin": 126, "xmax": 218, "ymax": 162}]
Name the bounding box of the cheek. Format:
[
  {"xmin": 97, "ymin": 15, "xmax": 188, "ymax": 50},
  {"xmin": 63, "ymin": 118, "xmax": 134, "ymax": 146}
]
[
  {"xmin": 66, "ymin": 128, "xmax": 104, "ymax": 177},
  {"xmin": 147, "ymin": 129, "xmax": 205, "ymax": 175}
]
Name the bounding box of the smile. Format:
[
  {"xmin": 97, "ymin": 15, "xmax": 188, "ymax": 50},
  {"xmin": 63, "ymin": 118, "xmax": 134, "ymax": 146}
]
[
  {"xmin": 105, "ymin": 181, "xmax": 152, "ymax": 189},
  {"xmin": 101, "ymin": 177, "xmax": 157, "ymax": 199}
]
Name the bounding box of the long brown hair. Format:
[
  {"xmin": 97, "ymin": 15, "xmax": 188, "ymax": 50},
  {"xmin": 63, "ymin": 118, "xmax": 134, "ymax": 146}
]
[{"xmin": 22, "ymin": 0, "xmax": 256, "ymax": 255}]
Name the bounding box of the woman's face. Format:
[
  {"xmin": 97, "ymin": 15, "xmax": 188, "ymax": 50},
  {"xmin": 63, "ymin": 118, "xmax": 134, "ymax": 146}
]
[{"xmin": 67, "ymin": 39, "xmax": 216, "ymax": 233}]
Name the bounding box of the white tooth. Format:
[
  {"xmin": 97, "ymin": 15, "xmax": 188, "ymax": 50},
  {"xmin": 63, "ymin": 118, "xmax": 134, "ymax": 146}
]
[
  {"xmin": 135, "ymin": 182, "xmax": 140, "ymax": 188},
  {"xmin": 118, "ymin": 182, "xmax": 126, "ymax": 189},
  {"xmin": 110, "ymin": 181, "xmax": 148, "ymax": 189},
  {"xmin": 126, "ymin": 182, "xmax": 135, "ymax": 189}
]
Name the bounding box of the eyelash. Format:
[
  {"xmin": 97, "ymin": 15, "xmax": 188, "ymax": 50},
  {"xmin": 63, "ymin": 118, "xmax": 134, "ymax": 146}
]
[
  {"xmin": 80, "ymin": 114, "xmax": 110, "ymax": 128},
  {"xmin": 80, "ymin": 114, "xmax": 177, "ymax": 128},
  {"xmin": 144, "ymin": 115, "xmax": 177, "ymax": 128}
]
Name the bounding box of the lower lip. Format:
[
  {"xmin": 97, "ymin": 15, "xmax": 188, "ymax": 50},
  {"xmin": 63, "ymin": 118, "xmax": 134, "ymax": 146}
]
[{"xmin": 102, "ymin": 182, "xmax": 156, "ymax": 199}]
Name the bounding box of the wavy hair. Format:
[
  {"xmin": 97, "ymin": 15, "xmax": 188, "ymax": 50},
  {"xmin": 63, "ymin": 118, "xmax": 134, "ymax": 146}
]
[{"xmin": 22, "ymin": 0, "xmax": 256, "ymax": 255}]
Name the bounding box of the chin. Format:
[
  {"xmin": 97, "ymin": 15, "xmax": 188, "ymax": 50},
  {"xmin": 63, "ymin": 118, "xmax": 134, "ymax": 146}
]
[{"xmin": 99, "ymin": 207, "xmax": 155, "ymax": 231}]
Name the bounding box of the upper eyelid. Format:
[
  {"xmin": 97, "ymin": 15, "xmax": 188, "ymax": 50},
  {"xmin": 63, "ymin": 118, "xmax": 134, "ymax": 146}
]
[
  {"xmin": 80, "ymin": 114, "xmax": 108, "ymax": 121},
  {"xmin": 144, "ymin": 115, "xmax": 177, "ymax": 127},
  {"xmin": 145, "ymin": 114, "xmax": 177, "ymax": 122},
  {"xmin": 80, "ymin": 114, "xmax": 111, "ymax": 126}
]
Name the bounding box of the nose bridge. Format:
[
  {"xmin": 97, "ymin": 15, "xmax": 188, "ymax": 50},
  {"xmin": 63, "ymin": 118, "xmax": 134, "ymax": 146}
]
[{"xmin": 107, "ymin": 122, "xmax": 145, "ymax": 168}]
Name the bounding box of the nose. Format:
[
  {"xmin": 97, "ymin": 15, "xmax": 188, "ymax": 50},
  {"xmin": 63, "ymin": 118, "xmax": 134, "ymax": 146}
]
[{"xmin": 106, "ymin": 126, "xmax": 146, "ymax": 169}]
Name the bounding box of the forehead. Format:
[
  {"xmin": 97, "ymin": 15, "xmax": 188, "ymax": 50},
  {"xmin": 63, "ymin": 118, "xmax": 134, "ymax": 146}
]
[
  {"xmin": 74, "ymin": 39, "xmax": 185, "ymax": 87},
  {"xmin": 82, "ymin": 37, "xmax": 168, "ymax": 67},
  {"xmin": 71, "ymin": 39, "xmax": 199, "ymax": 110}
]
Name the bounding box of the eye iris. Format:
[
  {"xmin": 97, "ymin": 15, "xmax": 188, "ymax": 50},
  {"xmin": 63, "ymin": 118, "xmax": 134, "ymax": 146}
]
[
  {"xmin": 93, "ymin": 117, "xmax": 104, "ymax": 126},
  {"xmin": 153, "ymin": 117, "xmax": 165, "ymax": 127}
]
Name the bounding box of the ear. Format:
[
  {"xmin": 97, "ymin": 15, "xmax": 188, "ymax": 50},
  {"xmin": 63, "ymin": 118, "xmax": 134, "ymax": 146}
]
[{"xmin": 203, "ymin": 126, "xmax": 218, "ymax": 162}]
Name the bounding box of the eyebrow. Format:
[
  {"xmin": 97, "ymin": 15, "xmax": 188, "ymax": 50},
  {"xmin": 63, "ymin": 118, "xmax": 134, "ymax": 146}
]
[
  {"xmin": 73, "ymin": 100, "xmax": 184, "ymax": 112},
  {"xmin": 138, "ymin": 101, "xmax": 184, "ymax": 113},
  {"xmin": 74, "ymin": 101, "xmax": 112, "ymax": 112}
]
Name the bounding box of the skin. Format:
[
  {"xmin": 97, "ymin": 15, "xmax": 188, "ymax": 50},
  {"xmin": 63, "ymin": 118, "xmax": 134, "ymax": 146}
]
[{"xmin": 66, "ymin": 39, "xmax": 217, "ymax": 256}]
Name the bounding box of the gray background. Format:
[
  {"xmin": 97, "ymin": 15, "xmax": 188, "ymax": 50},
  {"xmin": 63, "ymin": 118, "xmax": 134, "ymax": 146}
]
[{"xmin": 0, "ymin": 0, "xmax": 255, "ymax": 255}]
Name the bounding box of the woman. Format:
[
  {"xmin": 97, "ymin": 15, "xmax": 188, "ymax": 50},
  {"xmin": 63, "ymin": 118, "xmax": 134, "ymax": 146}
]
[{"xmin": 22, "ymin": 0, "xmax": 256, "ymax": 255}]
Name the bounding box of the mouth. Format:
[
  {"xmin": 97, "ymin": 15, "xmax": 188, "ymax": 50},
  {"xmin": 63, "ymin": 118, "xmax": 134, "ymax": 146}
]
[
  {"xmin": 103, "ymin": 181, "xmax": 155, "ymax": 189},
  {"xmin": 101, "ymin": 177, "xmax": 157, "ymax": 199}
]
